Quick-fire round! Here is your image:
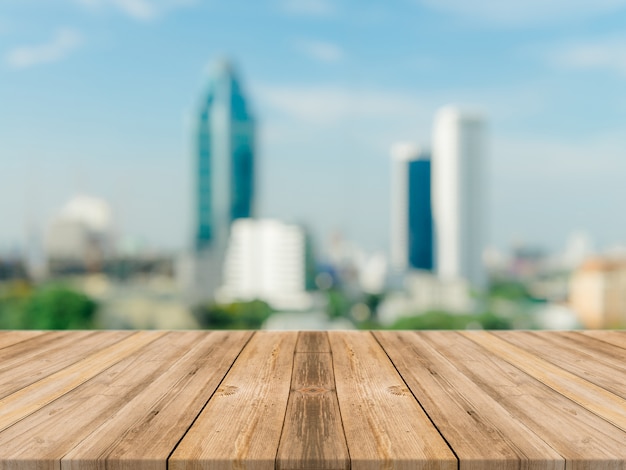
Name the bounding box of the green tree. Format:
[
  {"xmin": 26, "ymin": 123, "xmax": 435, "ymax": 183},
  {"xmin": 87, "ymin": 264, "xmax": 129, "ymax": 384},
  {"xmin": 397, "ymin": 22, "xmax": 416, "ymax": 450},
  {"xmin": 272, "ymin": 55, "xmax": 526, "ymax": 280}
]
[
  {"xmin": 391, "ymin": 310, "xmax": 512, "ymax": 330},
  {"xmin": 21, "ymin": 285, "xmax": 97, "ymax": 329},
  {"xmin": 0, "ymin": 281, "xmax": 33, "ymax": 329},
  {"xmin": 192, "ymin": 300, "xmax": 273, "ymax": 329}
]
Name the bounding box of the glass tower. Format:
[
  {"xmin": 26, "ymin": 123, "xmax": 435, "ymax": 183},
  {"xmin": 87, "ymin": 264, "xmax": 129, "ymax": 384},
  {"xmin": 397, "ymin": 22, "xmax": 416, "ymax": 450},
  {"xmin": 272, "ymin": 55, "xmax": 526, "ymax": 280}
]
[
  {"xmin": 408, "ymin": 158, "xmax": 433, "ymax": 270},
  {"xmin": 195, "ymin": 60, "xmax": 255, "ymax": 251},
  {"xmin": 391, "ymin": 143, "xmax": 433, "ymax": 272}
]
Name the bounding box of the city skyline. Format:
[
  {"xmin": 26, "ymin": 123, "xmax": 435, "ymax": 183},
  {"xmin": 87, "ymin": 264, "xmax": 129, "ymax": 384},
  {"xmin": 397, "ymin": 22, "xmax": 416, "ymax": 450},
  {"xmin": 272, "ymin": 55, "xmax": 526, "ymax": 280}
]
[{"xmin": 2, "ymin": 1, "xmax": 626, "ymax": 256}]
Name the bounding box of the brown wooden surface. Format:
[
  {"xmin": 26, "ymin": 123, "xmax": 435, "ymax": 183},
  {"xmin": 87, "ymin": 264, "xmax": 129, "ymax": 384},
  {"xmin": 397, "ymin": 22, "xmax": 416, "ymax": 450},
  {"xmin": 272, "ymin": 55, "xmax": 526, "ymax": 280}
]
[{"xmin": 0, "ymin": 330, "xmax": 626, "ymax": 470}]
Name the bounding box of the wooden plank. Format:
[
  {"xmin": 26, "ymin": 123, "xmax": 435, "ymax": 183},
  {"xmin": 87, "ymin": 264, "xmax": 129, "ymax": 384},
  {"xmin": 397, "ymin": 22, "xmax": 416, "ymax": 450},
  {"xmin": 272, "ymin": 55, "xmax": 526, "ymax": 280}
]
[
  {"xmin": 0, "ymin": 331, "xmax": 199, "ymax": 470},
  {"xmin": 295, "ymin": 331, "xmax": 331, "ymax": 353},
  {"xmin": 0, "ymin": 330, "xmax": 132, "ymax": 399},
  {"xmin": 580, "ymin": 330, "xmax": 626, "ymax": 350},
  {"xmin": 432, "ymin": 331, "xmax": 626, "ymax": 468},
  {"xmin": 492, "ymin": 331, "xmax": 626, "ymax": 400},
  {"xmin": 0, "ymin": 330, "xmax": 45, "ymax": 350},
  {"xmin": 328, "ymin": 331, "xmax": 456, "ymax": 470},
  {"xmin": 276, "ymin": 332, "xmax": 349, "ymax": 470},
  {"xmin": 60, "ymin": 331, "xmax": 253, "ymax": 470},
  {"xmin": 374, "ymin": 331, "xmax": 564, "ymax": 470},
  {"xmin": 0, "ymin": 331, "xmax": 86, "ymax": 373},
  {"xmin": 169, "ymin": 331, "xmax": 297, "ymax": 470},
  {"xmin": 463, "ymin": 331, "xmax": 626, "ymax": 433},
  {"xmin": 0, "ymin": 330, "xmax": 164, "ymax": 433}
]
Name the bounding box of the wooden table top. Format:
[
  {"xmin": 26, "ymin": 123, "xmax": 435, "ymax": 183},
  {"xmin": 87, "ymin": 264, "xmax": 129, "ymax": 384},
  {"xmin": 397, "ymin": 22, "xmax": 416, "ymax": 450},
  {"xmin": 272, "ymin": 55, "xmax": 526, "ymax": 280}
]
[{"xmin": 0, "ymin": 330, "xmax": 625, "ymax": 470}]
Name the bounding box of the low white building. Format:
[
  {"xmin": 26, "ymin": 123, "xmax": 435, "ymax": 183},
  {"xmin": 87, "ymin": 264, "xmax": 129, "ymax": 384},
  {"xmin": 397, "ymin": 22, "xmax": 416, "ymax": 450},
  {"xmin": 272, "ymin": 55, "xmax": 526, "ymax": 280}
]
[
  {"xmin": 379, "ymin": 271, "xmax": 473, "ymax": 326},
  {"xmin": 217, "ymin": 219, "xmax": 312, "ymax": 310},
  {"xmin": 45, "ymin": 195, "xmax": 114, "ymax": 271}
]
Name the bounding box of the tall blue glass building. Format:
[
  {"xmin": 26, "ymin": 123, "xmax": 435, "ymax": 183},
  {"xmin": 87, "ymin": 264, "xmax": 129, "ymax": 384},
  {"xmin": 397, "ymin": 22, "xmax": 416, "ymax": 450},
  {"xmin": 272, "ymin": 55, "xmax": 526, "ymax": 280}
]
[
  {"xmin": 391, "ymin": 144, "xmax": 433, "ymax": 271},
  {"xmin": 195, "ymin": 60, "xmax": 255, "ymax": 251},
  {"xmin": 407, "ymin": 158, "xmax": 433, "ymax": 270}
]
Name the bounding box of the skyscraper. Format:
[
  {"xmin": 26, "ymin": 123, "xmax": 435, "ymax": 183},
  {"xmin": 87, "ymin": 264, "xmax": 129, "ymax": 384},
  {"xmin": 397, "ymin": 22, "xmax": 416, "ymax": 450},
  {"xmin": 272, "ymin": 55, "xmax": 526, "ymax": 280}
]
[
  {"xmin": 195, "ymin": 59, "xmax": 255, "ymax": 252},
  {"xmin": 390, "ymin": 143, "xmax": 433, "ymax": 272},
  {"xmin": 181, "ymin": 59, "xmax": 255, "ymax": 302},
  {"xmin": 432, "ymin": 107, "xmax": 486, "ymax": 289}
]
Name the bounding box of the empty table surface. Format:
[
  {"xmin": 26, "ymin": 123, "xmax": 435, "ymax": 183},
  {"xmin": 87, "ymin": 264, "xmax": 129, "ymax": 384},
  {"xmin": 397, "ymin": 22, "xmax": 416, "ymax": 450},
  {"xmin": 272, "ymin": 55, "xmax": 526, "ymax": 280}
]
[{"xmin": 0, "ymin": 330, "xmax": 625, "ymax": 470}]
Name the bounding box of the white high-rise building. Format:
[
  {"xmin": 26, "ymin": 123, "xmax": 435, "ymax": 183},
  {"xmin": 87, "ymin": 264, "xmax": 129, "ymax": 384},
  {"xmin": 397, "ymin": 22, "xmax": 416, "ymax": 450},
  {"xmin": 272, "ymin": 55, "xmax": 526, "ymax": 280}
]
[
  {"xmin": 217, "ymin": 219, "xmax": 312, "ymax": 310},
  {"xmin": 432, "ymin": 106, "xmax": 486, "ymax": 289}
]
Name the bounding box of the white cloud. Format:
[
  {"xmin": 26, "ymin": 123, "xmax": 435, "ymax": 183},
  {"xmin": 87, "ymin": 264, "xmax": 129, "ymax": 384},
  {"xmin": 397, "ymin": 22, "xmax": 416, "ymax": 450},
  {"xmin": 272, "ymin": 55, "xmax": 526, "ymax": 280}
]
[
  {"xmin": 255, "ymin": 84, "xmax": 424, "ymax": 125},
  {"xmin": 296, "ymin": 39, "xmax": 343, "ymax": 62},
  {"xmin": 279, "ymin": 0, "xmax": 336, "ymax": 16},
  {"xmin": 6, "ymin": 29, "xmax": 83, "ymax": 69},
  {"xmin": 74, "ymin": 0, "xmax": 195, "ymax": 21},
  {"xmin": 417, "ymin": 0, "xmax": 626, "ymax": 25},
  {"xmin": 113, "ymin": 0, "xmax": 157, "ymax": 20},
  {"xmin": 547, "ymin": 36, "xmax": 626, "ymax": 77}
]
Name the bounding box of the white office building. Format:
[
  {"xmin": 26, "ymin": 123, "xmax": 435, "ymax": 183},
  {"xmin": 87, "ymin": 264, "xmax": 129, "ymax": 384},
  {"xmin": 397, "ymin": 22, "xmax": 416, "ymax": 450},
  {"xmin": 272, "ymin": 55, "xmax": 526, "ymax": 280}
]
[
  {"xmin": 432, "ymin": 106, "xmax": 486, "ymax": 289},
  {"xmin": 217, "ymin": 219, "xmax": 312, "ymax": 310}
]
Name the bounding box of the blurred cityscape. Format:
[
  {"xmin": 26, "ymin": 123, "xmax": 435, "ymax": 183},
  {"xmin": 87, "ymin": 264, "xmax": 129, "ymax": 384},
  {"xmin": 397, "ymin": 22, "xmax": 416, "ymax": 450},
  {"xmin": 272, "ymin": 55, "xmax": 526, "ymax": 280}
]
[{"xmin": 1, "ymin": 55, "xmax": 623, "ymax": 331}]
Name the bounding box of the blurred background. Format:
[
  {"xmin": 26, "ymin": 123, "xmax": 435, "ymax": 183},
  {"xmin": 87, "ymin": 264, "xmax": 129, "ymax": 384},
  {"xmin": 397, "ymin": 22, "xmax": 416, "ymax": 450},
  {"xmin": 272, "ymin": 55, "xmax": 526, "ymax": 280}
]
[{"xmin": 1, "ymin": 0, "xmax": 626, "ymax": 330}]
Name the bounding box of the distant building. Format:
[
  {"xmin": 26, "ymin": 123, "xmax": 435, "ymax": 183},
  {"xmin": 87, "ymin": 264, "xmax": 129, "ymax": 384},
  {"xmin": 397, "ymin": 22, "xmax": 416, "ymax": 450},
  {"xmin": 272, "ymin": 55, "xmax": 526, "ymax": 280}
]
[
  {"xmin": 45, "ymin": 195, "xmax": 114, "ymax": 274},
  {"xmin": 184, "ymin": 59, "xmax": 255, "ymax": 302},
  {"xmin": 378, "ymin": 271, "xmax": 473, "ymax": 326},
  {"xmin": 217, "ymin": 219, "xmax": 312, "ymax": 311},
  {"xmin": 0, "ymin": 256, "xmax": 28, "ymax": 282},
  {"xmin": 432, "ymin": 107, "xmax": 486, "ymax": 289},
  {"xmin": 195, "ymin": 59, "xmax": 255, "ymax": 251},
  {"xmin": 570, "ymin": 257, "xmax": 626, "ymax": 328},
  {"xmin": 390, "ymin": 143, "xmax": 433, "ymax": 272}
]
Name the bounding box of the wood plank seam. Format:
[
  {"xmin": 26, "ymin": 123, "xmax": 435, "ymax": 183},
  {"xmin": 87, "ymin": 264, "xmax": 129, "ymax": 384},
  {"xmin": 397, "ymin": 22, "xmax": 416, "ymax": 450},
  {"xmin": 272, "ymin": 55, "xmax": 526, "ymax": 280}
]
[
  {"xmin": 464, "ymin": 332, "xmax": 626, "ymax": 435},
  {"xmin": 0, "ymin": 331, "xmax": 132, "ymax": 402},
  {"xmin": 55, "ymin": 331, "xmax": 253, "ymax": 470},
  {"xmin": 164, "ymin": 330, "xmax": 256, "ymax": 468},
  {"xmin": 492, "ymin": 331, "xmax": 626, "ymax": 401},
  {"xmin": 0, "ymin": 331, "xmax": 46, "ymax": 351},
  {"xmin": 579, "ymin": 330, "xmax": 626, "ymax": 352},
  {"xmin": 371, "ymin": 331, "xmax": 461, "ymax": 469},
  {"xmin": 0, "ymin": 330, "xmax": 163, "ymax": 433},
  {"xmin": 329, "ymin": 332, "xmax": 352, "ymax": 470},
  {"xmin": 275, "ymin": 331, "xmax": 351, "ymax": 470}
]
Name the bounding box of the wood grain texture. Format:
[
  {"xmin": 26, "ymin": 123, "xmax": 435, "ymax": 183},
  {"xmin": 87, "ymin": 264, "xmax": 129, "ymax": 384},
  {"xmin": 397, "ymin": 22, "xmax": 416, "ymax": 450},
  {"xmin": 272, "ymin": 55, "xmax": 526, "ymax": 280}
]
[
  {"xmin": 328, "ymin": 331, "xmax": 457, "ymax": 470},
  {"xmin": 492, "ymin": 330, "xmax": 626, "ymax": 400},
  {"xmin": 0, "ymin": 330, "xmax": 163, "ymax": 434},
  {"xmin": 374, "ymin": 331, "xmax": 564, "ymax": 470},
  {"xmin": 0, "ymin": 330, "xmax": 45, "ymax": 350},
  {"xmin": 0, "ymin": 330, "xmax": 626, "ymax": 470},
  {"xmin": 276, "ymin": 332, "xmax": 349, "ymax": 470},
  {"xmin": 169, "ymin": 331, "xmax": 297, "ymax": 470},
  {"xmin": 295, "ymin": 331, "xmax": 331, "ymax": 353},
  {"xmin": 580, "ymin": 330, "xmax": 626, "ymax": 350},
  {"xmin": 462, "ymin": 331, "xmax": 626, "ymax": 433},
  {"xmin": 0, "ymin": 331, "xmax": 187, "ymax": 470},
  {"xmin": 61, "ymin": 330, "xmax": 253, "ymax": 470},
  {"xmin": 0, "ymin": 330, "xmax": 131, "ymax": 399},
  {"xmin": 443, "ymin": 331, "xmax": 626, "ymax": 468}
]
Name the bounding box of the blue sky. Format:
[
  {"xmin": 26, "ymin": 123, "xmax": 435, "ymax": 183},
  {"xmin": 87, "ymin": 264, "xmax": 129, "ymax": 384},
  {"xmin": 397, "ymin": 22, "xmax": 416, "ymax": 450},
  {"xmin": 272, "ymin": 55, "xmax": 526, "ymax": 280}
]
[{"xmin": 2, "ymin": 0, "xmax": 626, "ymax": 256}]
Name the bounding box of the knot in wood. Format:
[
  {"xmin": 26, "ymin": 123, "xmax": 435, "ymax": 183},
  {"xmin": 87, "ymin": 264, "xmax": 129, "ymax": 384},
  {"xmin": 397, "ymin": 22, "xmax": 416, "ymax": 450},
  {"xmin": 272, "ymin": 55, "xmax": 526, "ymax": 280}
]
[
  {"xmin": 387, "ymin": 385, "xmax": 410, "ymax": 396},
  {"xmin": 217, "ymin": 385, "xmax": 239, "ymax": 396},
  {"xmin": 296, "ymin": 386, "xmax": 328, "ymax": 394}
]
